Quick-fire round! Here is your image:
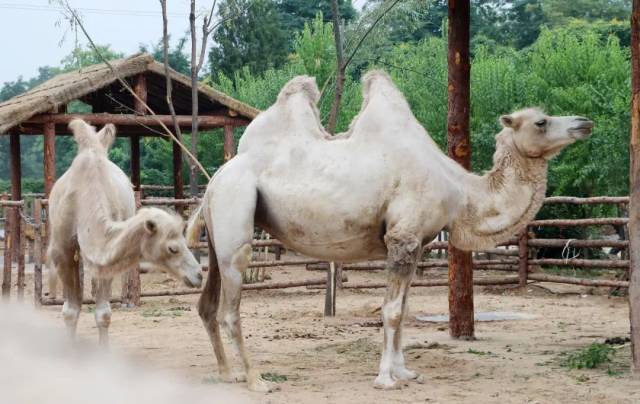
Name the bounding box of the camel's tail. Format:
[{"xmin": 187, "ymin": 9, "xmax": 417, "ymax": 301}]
[{"xmin": 186, "ymin": 202, "xmax": 205, "ymax": 248}]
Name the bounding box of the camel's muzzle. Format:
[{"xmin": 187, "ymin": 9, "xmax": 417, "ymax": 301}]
[
  {"xmin": 183, "ymin": 272, "xmax": 203, "ymax": 288},
  {"xmin": 568, "ymin": 118, "xmax": 593, "ymax": 139}
]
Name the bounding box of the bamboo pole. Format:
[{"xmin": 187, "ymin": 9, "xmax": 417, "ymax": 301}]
[
  {"xmin": 43, "ymin": 121, "xmax": 56, "ymax": 197},
  {"xmin": 529, "ymin": 218, "xmax": 628, "ymax": 227},
  {"xmin": 447, "ymin": 0, "xmax": 474, "ymax": 340},
  {"xmin": 543, "ymin": 196, "xmax": 629, "ymax": 204},
  {"xmin": 528, "ymin": 239, "xmax": 629, "ymax": 248},
  {"xmin": 33, "ymin": 199, "xmax": 43, "ymax": 306},
  {"xmin": 518, "ymin": 230, "xmax": 528, "ymax": 287},
  {"xmin": 17, "ymin": 211, "xmax": 25, "ymax": 301},
  {"xmin": 527, "ymin": 259, "xmax": 629, "ymax": 268},
  {"xmin": 528, "ymin": 274, "xmax": 628, "ymax": 288},
  {"xmin": 2, "ymin": 207, "xmax": 13, "ymax": 300},
  {"xmin": 629, "ymin": 0, "xmax": 640, "ymax": 374}
]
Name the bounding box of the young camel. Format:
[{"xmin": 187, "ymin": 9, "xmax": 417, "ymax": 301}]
[
  {"xmin": 187, "ymin": 71, "xmax": 593, "ymax": 391},
  {"xmin": 48, "ymin": 119, "xmax": 202, "ymax": 346}
]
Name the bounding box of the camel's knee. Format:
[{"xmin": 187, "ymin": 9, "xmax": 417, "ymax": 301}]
[
  {"xmin": 61, "ymin": 302, "xmax": 80, "ymax": 327},
  {"xmin": 382, "ymin": 299, "xmax": 403, "ymax": 329},
  {"xmin": 384, "ymin": 232, "xmax": 420, "ymax": 274},
  {"xmin": 94, "ymin": 305, "xmax": 112, "ymax": 329},
  {"xmin": 222, "ymin": 310, "xmax": 239, "ymax": 335}
]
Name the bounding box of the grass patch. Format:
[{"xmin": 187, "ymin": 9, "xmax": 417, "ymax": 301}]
[
  {"xmin": 261, "ymin": 372, "xmax": 287, "ymax": 383},
  {"xmin": 561, "ymin": 343, "xmax": 615, "ymax": 369},
  {"xmin": 467, "ymin": 348, "xmax": 493, "ymax": 356},
  {"xmin": 542, "ymin": 266, "xmax": 606, "ymax": 279},
  {"xmin": 141, "ymin": 308, "xmax": 186, "ymax": 318}
]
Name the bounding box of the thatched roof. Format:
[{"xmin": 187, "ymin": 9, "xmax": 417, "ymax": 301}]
[{"xmin": 0, "ymin": 53, "xmax": 260, "ymax": 134}]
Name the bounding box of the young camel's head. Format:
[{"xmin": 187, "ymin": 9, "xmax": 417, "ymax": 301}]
[
  {"xmin": 68, "ymin": 119, "xmax": 116, "ymax": 155},
  {"xmin": 138, "ymin": 208, "xmax": 203, "ymax": 288},
  {"xmin": 499, "ymin": 108, "xmax": 593, "ymax": 160}
]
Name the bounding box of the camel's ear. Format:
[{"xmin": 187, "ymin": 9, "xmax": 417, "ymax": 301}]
[
  {"xmin": 144, "ymin": 219, "xmax": 157, "ymax": 235},
  {"xmin": 97, "ymin": 123, "xmax": 116, "ymax": 150},
  {"xmin": 500, "ymin": 114, "xmax": 521, "ymax": 130},
  {"xmin": 69, "ymin": 119, "xmax": 95, "ymax": 150}
]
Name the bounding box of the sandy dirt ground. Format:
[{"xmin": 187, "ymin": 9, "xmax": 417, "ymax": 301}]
[{"xmin": 7, "ymin": 262, "xmax": 640, "ymax": 404}]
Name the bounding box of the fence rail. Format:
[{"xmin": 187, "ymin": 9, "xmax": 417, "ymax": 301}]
[{"xmin": 0, "ymin": 194, "xmax": 631, "ymax": 311}]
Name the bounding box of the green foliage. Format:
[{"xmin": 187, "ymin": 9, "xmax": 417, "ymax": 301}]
[
  {"xmin": 293, "ymin": 13, "xmax": 336, "ymax": 88},
  {"xmin": 209, "ymin": 0, "xmax": 288, "ymax": 78},
  {"xmin": 139, "ymin": 37, "xmax": 191, "ymax": 75},
  {"xmin": 561, "ymin": 343, "xmax": 616, "ymax": 369},
  {"xmin": 276, "ymin": 0, "xmax": 356, "ymax": 44}
]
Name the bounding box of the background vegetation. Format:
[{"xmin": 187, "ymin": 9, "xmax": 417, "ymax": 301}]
[{"xmin": 0, "ymin": 0, "xmax": 633, "ymax": 203}]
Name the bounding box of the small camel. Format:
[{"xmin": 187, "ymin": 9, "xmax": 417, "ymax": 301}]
[
  {"xmin": 187, "ymin": 71, "xmax": 593, "ymax": 391},
  {"xmin": 48, "ymin": 119, "xmax": 202, "ymax": 346}
]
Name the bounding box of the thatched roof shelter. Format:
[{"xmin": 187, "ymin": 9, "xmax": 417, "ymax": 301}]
[{"xmin": 0, "ymin": 53, "xmax": 259, "ymax": 201}]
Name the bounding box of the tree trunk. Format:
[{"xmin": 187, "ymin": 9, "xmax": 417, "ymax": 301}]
[
  {"xmin": 446, "ymin": 0, "xmax": 474, "ymax": 340},
  {"xmin": 327, "ymin": 0, "xmax": 345, "ymax": 135},
  {"xmin": 629, "ymin": 0, "xmax": 640, "ymax": 374}
]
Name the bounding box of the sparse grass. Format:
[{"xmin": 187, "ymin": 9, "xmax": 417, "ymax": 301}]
[
  {"xmin": 261, "ymin": 372, "xmax": 288, "ymax": 383},
  {"xmin": 141, "ymin": 308, "xmax": 186, "ymax": 318},
  {"xmin": 467, "ymin": 348, "xmax": 493, "ymax": 356},
  {"xmin": 542, "ymin": 266, "xmax": 606, "ymax": 279},
  {"xmin": 561, "ymin": 343, "xmax": 615, "ymax": 370}
]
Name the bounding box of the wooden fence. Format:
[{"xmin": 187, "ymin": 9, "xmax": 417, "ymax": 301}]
[{"xmin": 0, "ymin": 195, "xmax": 631, "ymax": 313}]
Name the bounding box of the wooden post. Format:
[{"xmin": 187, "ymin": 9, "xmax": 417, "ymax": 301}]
[
  {"xmin": 518, "ymin": 229, "xmax": 528, "ymax": 287},
  {"xmin": 173, "ymin": 140, "xmax": 184, "ymax": 213},
  {"xmin": 223, "ymin": 125, "xmax": 236, "ymax": 161},
  {"xmin": 324, "ymin": 261, "xmax": 337, "ymax": 316},
  {"xmin": 2, "ymin": 207, "xmax": 13, "ymax": 300},
  {"xmin": 131, "ymin": 74, "xmax": 146, "ymax": 191},
  {"xmin": 447, "ymin": 0, "xmax": 474, "ymax": 340},
  {"xmin": 17, "ymin": 210, "xmax": 25, "ymax": 301},
  {"xmin": 10, "ymin": 133, "xmax": 21, "ymax": 264},
  {"xmin": 33, "ymin": 199, "xmax": 43, "ymax": 306},
  {"xmin": 121, "ymin": 191, "xmax": 142, "ymax": 307},
  {"xmin": 629, "ymin": 0, "xmax": 640, "ymax": 374},
  {"xmin": 43, "ymin": 121, "xmax": 56, "ymax": 197},
  {"xmin": 130, "ymin": 135, "xmax": 141, "ymax": 191}
]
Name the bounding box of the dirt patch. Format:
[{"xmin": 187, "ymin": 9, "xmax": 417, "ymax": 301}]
[{"xmin": 11, "ymin": 265, "xmax": 640, "ymax": 403}]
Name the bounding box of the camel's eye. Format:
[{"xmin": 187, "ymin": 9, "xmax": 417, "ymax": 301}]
[
  {"xmin": 534, "ymin": 119, "xmax": 547, "ymax": 128},
  {"xmin": 168, "ymin": 246, "xmax": 179, "ymax": 255}
]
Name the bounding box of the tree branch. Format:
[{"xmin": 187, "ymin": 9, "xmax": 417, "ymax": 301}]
[{"xmin": 55, "ymin": 0, "xmax": 210, "ymax": 180}]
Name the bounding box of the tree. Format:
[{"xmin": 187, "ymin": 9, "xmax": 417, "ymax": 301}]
[
  {"xmin": 140, "ymin": 37, "xmax": 191, "ymax": 75},
  {"xmin": 208, "ymin": 0, "xmax": 288, "ymax": 78},
  {"xmin": 276, "ymin": 0, "xmax": 356, "ymax": 43}
]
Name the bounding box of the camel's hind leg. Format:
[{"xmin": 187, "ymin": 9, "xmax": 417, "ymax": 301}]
[
  {"xmin": 53, "ymin": 250, "xmax": 82, "ymax": 339},
  {"xmin": 198, "ymin": 235, "xmax": 233, "ymax": 381},
  {"xmin": 92, "ymin": 273, "xmax": 113, "ymax": 348},
  {"xmin": 374, "ymin": 230, "xmax": 422, "ymax": 389}
]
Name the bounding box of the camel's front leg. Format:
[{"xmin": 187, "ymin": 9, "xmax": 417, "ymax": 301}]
[
  {"xmin": 93, "ymin": 275, "xmax": 113, "ymax": 348},
  {"xmin": 374, "ymin": 231, "xmax": 422, "ymax": 390},
  {"xmin": 54, "ymin": 253, "xmax": 82, "ymax": 340}
]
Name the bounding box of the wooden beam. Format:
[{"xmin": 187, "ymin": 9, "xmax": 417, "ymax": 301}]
[
  {"xmin": 223, "ymin": 125, "xmax": 236, "ymax": 161},
  {"xmin": 629, "ymin": 0, "xmax": 640, "ymax": 374},
  {"xmin": 447, "ymin": 0, "xmax": 474, "ymax": 340},
  {"xmin": 43, "ymin": 121, "xmax": 56, "ymax": 197},
  {"xmin": 25, "ymin": 113, "xmax": 250, "ymax": 128}
]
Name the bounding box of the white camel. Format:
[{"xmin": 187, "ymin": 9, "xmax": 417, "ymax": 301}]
[
  {"xmin": 187, "ymin": 71, "xmax": 593, "ymax": 391},
  {"xmin": 47, "ymin": 119, "xmax": 202, "ymax": 346}
]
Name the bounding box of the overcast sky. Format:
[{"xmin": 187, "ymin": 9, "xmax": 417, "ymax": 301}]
[{"xmin": 0, "ymin": 0, "xmax": 367, "ymax": 85}]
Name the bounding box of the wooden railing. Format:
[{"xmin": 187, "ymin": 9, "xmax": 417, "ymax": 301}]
[{"xmin": 0, "ymin": 195, "xmax": 631, "ymax": 309}]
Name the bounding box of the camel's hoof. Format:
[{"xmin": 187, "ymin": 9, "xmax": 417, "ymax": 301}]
[
  {"xmin": 248, "ymin": 377, "xmax": 280, "ymax": 393},
  {"xmin": 220, "ymin": 373, "xmax": 247, "ymax": 383},
  {"xmin": 392, "ymin": 368, "xmax": 424, "ymax": 383},
  {"xmin": 373, "ymin": 375, "xmax": 402, "ymax": 390}
]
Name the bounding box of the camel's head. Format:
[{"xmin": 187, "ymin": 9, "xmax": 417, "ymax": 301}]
[
  {"xmin": 68, "ymin": 119, "xmax": 116, "ymax": 155},
  {"xmin": 138, "ymin": 208, "xmax": 203, "ymax": 288},
  {"xmin": 499, "ymin": 108, "xmax": 593, "ymax": 160}
]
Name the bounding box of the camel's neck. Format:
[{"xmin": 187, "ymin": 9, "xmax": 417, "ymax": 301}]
[
  {"xmin": 449, "ymin": 134, "xmax": 548, "ymax": 251},
  {"xmin": 73, "ymin": 153, "xmax": 142, "ymax": 273}
]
